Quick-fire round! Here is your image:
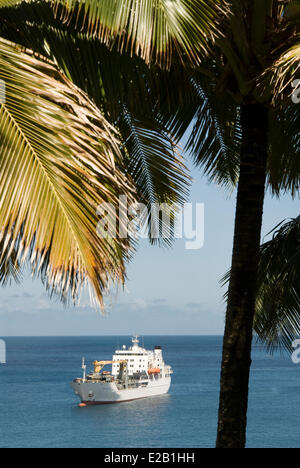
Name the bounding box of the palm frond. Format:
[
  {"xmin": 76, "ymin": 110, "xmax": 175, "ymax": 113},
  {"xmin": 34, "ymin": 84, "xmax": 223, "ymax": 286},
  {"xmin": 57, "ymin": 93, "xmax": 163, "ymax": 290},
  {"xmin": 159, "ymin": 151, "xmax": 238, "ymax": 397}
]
[
  {"xmin": 255, "ymin": 216, "xmax": 300, "ymax": 353},
  {"xmin": 0, "ymin": 0, "xmax": 200, "ymax": 129},
  {"xmin": 221, "ymin": 216, "xmax": 300, "ymax": 353},
  {"xmin": 0, "ymin": 237, "xmax": 21, "ymax": 285},
  {"xmin": 0, "ymin": 2, "xmax": 154, "ymax": 119},
  {"xmin": 267, "ymin": 103, "xmax": 300, "ymax": 196},
  {"xmin": 52, "ymin": 0, "xmax": 226, "ymax": 69},
  {"xmin": 184, "ymin": 77, "xmax": 241, "ymax": 189},
  {"xmin": 0, "ymin": 37, "xmax": 136, "ymax": 308},
  {"xmin": 0, "ymin": 0, "xmax": 23, "ymax": 6},
  {"xmin": 0, "ymin": 2, "xmax": 191, "ymax": 246},
  {"xmin": 119, "ymin": 109, "xmax": 190, "ymax": 245},
  {"xmin": 263, "ymin": 36, "xmax": 300, "ymax": 101},
  {"xmin": 0, "ymin": 0, "xmax": 226, "ymax": 67}
]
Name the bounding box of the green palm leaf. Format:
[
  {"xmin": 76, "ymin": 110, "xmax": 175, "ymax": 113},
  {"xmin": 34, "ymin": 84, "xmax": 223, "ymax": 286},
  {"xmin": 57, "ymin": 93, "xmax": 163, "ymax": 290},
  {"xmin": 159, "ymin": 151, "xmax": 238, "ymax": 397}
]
[
  {"xmin": 0, "ymin": 0, "xmax": 225, "ymax": 68},
  {"xmin": 255, "ymin": 217, "xmax": 300, "ymax": 352},
  {"xmin": 268, "ymin": 103, "xmax": 300, "ymax": 196},
  {"xmin": 119, "ymin": 110, "xmax": 190, "ymax": 244},
  {"xmin": 0, "ymin": 2, "xmax": 191, "ymax": 245},
  {"xmin": 0, "ymin": 37, "xmax": 136, "ymax": 308},
  {"xmin": 222, "ymin": 216, "xmax": 300, "ymax": 353},
  {"xmin": 0, "ymin": 0, "xmax": 22, "ymax": 6},
  {"xmin": 54, "ymin": 0, "xmax": 225, "ymax": 68},
  {"xmin": 184, "ymin": 77, "xmax": 241, "ymax": 189},
  {"xmin": 267, "ymin": 37, "xmax": 300, "ymax": 100},
  {"xmin": 0, "ymin": 238, "xmax": 21, "ymax": 285}
]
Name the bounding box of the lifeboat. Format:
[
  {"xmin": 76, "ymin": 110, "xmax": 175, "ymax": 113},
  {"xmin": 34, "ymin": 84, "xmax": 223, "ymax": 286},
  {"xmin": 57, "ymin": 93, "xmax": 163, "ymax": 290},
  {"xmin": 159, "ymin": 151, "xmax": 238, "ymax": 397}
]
[{"xmin": 148, "ymin": 368, "xmax": 161, "ymax": 374}]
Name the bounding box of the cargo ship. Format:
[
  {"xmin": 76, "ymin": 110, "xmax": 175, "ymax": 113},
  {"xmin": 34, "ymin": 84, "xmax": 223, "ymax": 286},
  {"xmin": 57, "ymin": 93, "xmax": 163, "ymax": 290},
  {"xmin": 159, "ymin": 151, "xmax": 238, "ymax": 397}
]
[{"xmin": 71, "ymin": 336, "xmax": 173, "ymax": 405}]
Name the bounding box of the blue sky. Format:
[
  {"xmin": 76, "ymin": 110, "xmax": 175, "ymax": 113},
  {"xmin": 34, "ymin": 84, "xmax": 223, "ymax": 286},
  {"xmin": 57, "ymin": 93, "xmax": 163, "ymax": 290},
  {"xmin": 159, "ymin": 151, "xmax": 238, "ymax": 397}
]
[{"xmin": 0, "ymin": 161, "xmax": 299, "ymax": 336}]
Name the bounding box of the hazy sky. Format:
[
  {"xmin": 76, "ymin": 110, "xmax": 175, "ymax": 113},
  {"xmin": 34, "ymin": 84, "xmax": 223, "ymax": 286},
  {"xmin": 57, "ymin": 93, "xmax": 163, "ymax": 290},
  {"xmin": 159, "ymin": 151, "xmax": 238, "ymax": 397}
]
[{"xmin": 0, "ymin": 158, "xmax": 299, "ymax": 336}]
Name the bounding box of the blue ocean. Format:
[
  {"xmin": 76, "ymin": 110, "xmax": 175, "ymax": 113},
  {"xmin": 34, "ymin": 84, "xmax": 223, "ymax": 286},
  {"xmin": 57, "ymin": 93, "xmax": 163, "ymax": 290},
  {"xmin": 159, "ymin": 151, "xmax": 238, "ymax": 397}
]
[{"xmin": 0, "ymin": 336, "xmax": 299, "ymax": 448}]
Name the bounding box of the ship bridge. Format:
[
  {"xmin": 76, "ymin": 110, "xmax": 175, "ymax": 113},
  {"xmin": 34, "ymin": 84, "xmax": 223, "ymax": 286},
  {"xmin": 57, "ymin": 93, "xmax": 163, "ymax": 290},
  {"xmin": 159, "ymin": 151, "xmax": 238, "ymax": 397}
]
[{"xmin": 112, "ymin": 336, "xmax": 164, "ymax": 377}]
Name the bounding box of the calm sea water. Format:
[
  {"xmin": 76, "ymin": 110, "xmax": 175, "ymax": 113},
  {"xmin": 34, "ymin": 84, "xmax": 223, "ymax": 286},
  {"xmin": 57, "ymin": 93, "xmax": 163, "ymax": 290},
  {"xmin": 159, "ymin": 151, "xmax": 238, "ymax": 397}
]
[{"xmin": 0, "ymin": 336, "xmax": 299, "ymax": 448}]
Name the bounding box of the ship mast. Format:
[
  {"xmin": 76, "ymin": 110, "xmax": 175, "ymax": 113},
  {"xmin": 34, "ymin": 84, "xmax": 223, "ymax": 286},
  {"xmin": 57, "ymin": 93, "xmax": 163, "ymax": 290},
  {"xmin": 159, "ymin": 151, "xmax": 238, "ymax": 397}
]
[
  {"xmin": 82, "ymin": 357, "xmax": 86, "ymax": 382},
  {"xmin": 132, "ymin": 335, "xmax": 139, "ymax": 348}
]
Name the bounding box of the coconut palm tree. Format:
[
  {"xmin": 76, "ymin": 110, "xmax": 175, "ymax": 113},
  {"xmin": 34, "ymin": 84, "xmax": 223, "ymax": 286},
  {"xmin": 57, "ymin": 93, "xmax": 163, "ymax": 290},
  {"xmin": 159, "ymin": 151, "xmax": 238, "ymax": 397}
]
[
  {"xmin": 160, "ymin": 2, "xmax": 299, "ymax": 448},
  {"xmin": 1, "ymin": 0, "xmax": 300, "ymax": 448}
]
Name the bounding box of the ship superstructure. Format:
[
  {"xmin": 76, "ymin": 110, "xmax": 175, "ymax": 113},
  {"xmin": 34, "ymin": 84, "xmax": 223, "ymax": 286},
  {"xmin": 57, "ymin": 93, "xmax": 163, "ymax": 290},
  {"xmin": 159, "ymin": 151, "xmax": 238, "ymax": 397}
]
[{"xmin": 71, "ymin": 336, "xmax": 172, "ymax": 405}]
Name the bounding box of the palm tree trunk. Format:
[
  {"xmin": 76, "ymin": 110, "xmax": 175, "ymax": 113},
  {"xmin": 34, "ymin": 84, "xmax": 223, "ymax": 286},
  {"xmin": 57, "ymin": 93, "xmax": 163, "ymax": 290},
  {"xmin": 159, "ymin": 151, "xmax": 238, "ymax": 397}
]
[{"xmin": 216, "ymin": 102, "xmax": 269, "ymax": 448}]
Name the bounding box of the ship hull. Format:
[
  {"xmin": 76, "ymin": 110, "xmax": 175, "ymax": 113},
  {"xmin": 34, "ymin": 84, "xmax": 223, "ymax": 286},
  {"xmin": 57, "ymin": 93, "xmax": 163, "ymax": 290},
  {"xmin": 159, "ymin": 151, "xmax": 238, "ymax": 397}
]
[{"xmin": 72, "ymin": 377, "xmax": 171, "ymax": 405}]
